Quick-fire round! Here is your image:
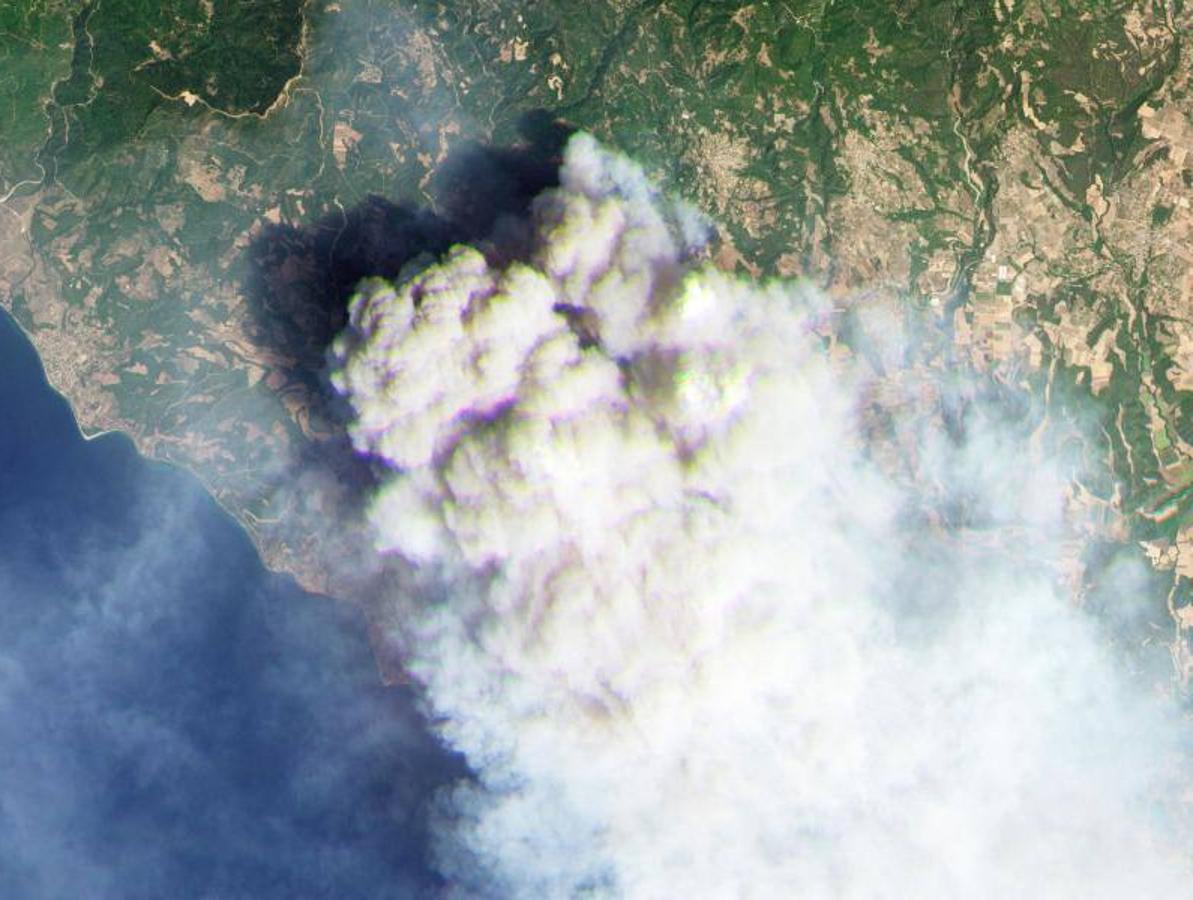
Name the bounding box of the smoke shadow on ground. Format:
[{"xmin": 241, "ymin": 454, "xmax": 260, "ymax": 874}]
[
  {"xmin": 237, "ymin": 109, "xmax": 575, "ymax": 674},
  {"xmin": 241, "ymin": 110, "xmax": 575, "ymax": 435},
  {"xmin": 239, "ymin": 112, "xmax": 575, "ymax": 578}
]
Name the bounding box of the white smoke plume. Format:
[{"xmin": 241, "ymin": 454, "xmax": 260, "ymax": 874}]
[{"xmin": 331, "ymin": 133, "xmax": 1193, "ymax": 898}]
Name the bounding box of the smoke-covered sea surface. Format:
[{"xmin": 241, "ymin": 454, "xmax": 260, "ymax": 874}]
[{"xmin": 0, "ymin": 310, "xmax": 461, "ymax": 899}]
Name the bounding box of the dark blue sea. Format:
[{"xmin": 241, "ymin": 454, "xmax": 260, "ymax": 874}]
[{"xmin": 0, "ymin": 311, "xmax": 458, "ymax": 898}]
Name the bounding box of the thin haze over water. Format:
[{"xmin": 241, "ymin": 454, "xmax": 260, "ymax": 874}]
[{"xmin": 0, "ymin": 310, "xmax": 460, "ymax": 899}]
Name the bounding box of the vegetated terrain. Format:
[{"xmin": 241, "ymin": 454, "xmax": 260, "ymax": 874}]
[{"xmin": 0, "ymin": 0, "xmax": 1190, "ymax": 674}]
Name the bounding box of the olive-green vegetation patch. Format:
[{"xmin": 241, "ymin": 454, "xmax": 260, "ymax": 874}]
[
  {"xmin": 0, "ymin": 1, "xmax": 76, "ymax": 193},
  {"xmin": 139, "ymin": 0, "xmax": 304, "ymax": 113},
  {"xmin": 1020, "ymin": 1, "xmax": 1180, "ymax": 195},
  {"xmin": 45, "ymin": 0, "xmax": 303, "ymax": 180}
]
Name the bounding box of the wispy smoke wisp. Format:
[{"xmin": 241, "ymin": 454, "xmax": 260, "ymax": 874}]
[{"xmin": 332, "ymin": 134, "xmax": 1191, "ymax": 898}]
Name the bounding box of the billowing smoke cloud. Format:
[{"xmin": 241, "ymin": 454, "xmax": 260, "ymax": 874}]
[{"xmin": 331, "ymin": 134, "xmax": 1193, "ymax": 897}]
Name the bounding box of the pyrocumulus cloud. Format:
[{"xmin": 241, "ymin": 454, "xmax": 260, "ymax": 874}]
[{"xmin": 331, "ymin": 133, "xmax": 1192, "ymax": 898}]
